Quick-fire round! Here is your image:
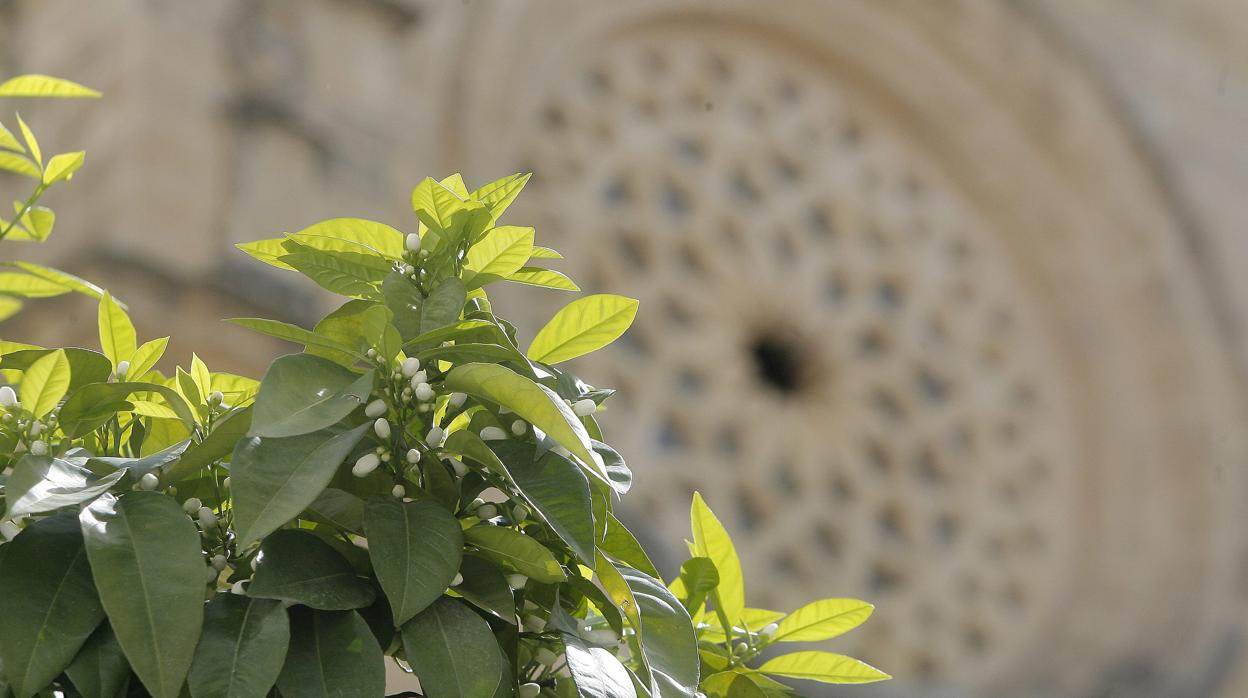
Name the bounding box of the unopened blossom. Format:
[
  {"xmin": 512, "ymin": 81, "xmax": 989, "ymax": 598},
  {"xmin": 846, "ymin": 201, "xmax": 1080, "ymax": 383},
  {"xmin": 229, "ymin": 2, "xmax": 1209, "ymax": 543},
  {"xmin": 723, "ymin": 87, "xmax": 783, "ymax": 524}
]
[
  {"xmin": 406, "ymin": 448, "xmax": 421, "ymax": 464},
  {"xmin": 406, "ymin": 233, "xmax": 421, "ymax": 252},
  {"xmin": 414, "ymin": 382, "xmax": 435, "ymax": 402},
  {"xmin": 353, "ymin": 453, "xmax": 381, "ymax": 477},
  {"xmin": 374, "ymin": 418, "xmax": 391, "ymax": 439},
  {"xmin": 401, "ymin": 357, "xmax": 421, "ymax": 377},
  {"xmin": 572, "ymin": 399, "xmax": 596, "ymax": 417},
  {"xmin": 479, "ymin": 426, "xmax": 507, "ymax": 441},
  {"xmin": 364, "ymin": 399, "xmax": 387, "ymax": 418},
  {"xmin": 0, "ymin": 385, "xmax": 18, "ymax": 408}
]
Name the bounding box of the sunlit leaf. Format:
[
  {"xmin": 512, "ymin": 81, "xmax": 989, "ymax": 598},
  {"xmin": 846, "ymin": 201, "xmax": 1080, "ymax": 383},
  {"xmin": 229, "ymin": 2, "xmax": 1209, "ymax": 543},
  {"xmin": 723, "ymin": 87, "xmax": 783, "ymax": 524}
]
[
  {"xmin": 42, "ymin": 151, "xmax": 84, "ymax": 185},
  {"xmin": 758, "ymin": 651, "xmax": 890, "ymax": 684},
  {"xmin": 527, "ymin": 294, "xmax": 638, "ymax": 364},
  {"xmin": 20, "ymin": 348, "xmax": 70, "ymax": 417},
  {"xmin": 0, "ymin": 74, "xmax": 101, "ymax": 98},
  {"xmin": 771, "ymin": 598, "xmax": 873, "ymax": 642}
]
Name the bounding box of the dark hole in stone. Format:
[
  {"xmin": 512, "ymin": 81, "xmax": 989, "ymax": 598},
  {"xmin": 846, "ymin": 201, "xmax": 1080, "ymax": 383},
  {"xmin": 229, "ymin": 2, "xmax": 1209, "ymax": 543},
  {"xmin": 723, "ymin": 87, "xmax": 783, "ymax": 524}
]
[{"xmin": 750, "ymin": 334, "xmax": 805, "ymax": 395}]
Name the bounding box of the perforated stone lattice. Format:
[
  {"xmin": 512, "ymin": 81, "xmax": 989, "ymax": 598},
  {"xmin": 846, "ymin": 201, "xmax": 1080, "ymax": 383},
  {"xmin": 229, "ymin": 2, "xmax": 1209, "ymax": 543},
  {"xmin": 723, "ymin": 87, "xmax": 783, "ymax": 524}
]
[{"xmin": 494, "ymin": 35, "xmax": 1081, "ymax": 680}]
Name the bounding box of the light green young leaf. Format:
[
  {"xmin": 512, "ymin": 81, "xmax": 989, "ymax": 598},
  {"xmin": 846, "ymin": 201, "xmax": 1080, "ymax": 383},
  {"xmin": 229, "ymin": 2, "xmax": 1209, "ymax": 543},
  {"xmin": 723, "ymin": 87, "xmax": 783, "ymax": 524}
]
[
  {"xmin": 411, "ymin": 177, "xmax": 469, "ymax": 232},
  {"xmin": 80, "ymin": 493, "xmax": 206, "ymax": 698},
  {"xmin": 97, "ymin": 291, "xmax": 136, "ymax": 368},
  {"xmin": 187, "ymin": 594, "xmax": 289, "ymax": 698},
  {"xmin": 506, "ymin": 266, "xmax": 580, "ymax": 291},
  {"xmin": 691, "ymin": 492, "xmax": 745, "ymax": 628},
  {"xmin": 0, "ymin": 271, "xmax": 68, "ymax": 297},
  {"xmin": 363, "ymin": 498, "xmax": 464, "ymax": 625},
  {"xmin": 771, "ymin": 598, "xmax": 874, "ymax": 643},
  {"xmin": 190, "ymin": 353, "xmax": 212, "ymax": 399},
  {"xmin": 462, "ymin": 226, "xmax": 534, "ymax": 290},
  {"xmin": 439, "ymin": 173, "xmax": 470, "ymax": 198},
  {"xmin": 401, "ymin": 597, "xmax": 508, "ymax": 698},
  {"xmin": 470, "ymin": 172, "xmax": 531, "ymax": 223},
  {"xmin": 42, "ymin": 151, "xmax": 84, "ymax": 185},
  {"xmin": 225, "ymin": 318, "xmax": 361, "ymax": 359},
  {"xmin": 290, "ymin": 217, "xmax": 404, "ymax": 258},
  {"xmin": 0, "ymin": 121, "xmax": 22, "ymax": 151},
  {"xmin": 127, "ymin": 336, "xmax": 169, "ymax": 380},
  {"xmin": 0, "ymin": 74, "xmax": 101, "ymax": 98},
  {"xmin": 0, "ymin": 513, "xmax": 105, "ymax": 698},
  {"xmin": 528, "ymin": 245, "xmax": 563, "ymax": 260},
  {"xmin": 601, "ymin": 514, "xmax": 660, "ymax": 578},
  {"xmin": 235, "ymin": 238, "xmax": 297, "ymax": 271},
  {"xmin": 444, "ymin": 363, "xmax": 597, "ymax": 474},
  {"xmin": 527, "ymin": 294, "xmax": 638, "ymax": 364},
  {"xmin": 0, "ymin": 151, "xmax": 39, "ymax": 178},
  {"xmin": 758, "ymin": 651, "xmax": 890, "ymax": 684},
  {"xmin": 9, "ymin": 261, "xmax": 107, "ymax": 300},
  {"xmin": 279, "ymin": 247, "xmax": 387, "ymax": 298},
  {"xmin": 463, "ymin": 525, "xmax": 567, "ymax": 583},
  {"xmin": 15, "ymin": 113, "xmax": 40, "ymax": 166},
  {"xmin": 20, "ymin": 348, "xmax": 70, "ymax": 417}
]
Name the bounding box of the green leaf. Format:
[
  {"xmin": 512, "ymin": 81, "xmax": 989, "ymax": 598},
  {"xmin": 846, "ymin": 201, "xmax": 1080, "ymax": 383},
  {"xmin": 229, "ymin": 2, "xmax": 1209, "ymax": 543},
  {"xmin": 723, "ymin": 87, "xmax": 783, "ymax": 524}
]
[
  {"xmin": 15, "ymin": 114, "xmax": 40, "ymax": 166},
  {"xmin": 276, "ymin": 608, "xmax": 384, "ymax": 698},
  {"xmin": 42, "ymin": 150, "xmax": 84, "ymax": 185},
  {"xmin": 279, "ymin": 248, "xmax": 386, "ymax": 297},
  {"xmin": 609, "ymin": 564, "xmax": 701, "ymax": 697},
  {"xmin": 420, "ymin": 277, "xmax": 466, "ymax": 337},
  {"xmin": 19, "ymin": 348, "xmax": 70, "ymax": 417},
  {"xmin": 58, "ymin": 381, "xmax": 197, "ymax": 437},
  {"xmin": 758, "ymin": 651, "xmax": 890, "ymax": 684},
  {"xmin": 528, "ymin": 246, "xmax": 563, "ymax": 260},
  {"xmin": 701, "ymin": 608, "xmax": 787, "ymax": 643},
  {"xmin": 491, "ymin": 441, "xmax": 595, "ymax": 564},
  {"xmin": 549, "ymin": 600, "xmax": 637, "ymax": 698},
  {"xmin": 401, "ymin": 597, "xmax": 508, "ymax": 698},
  {"xmin": 770, "ymin": 599, "xmax": 873, "ymax": 643},
  {"xmin": 691, "ymin": 492, "xmax": 744, "ymax": 627},
  {"xmin": 7, "ymin": 261, "xmax": 107, "ymax": 300},
  {"xmin": 363, "ymin": 498, "xmax": 464, "ymax": 625},
  {"xmin": 439, "ymin": 173, "xmax": 470, "ymax": 197},
  {"xmin": 231, "ymin": 422, "xmax": 371, "ymax": 548},
  {"xmin": 381, "ymin": 272, "xmax": 423, "ymax": 341},
  {"xmin": 592, "ymin": 440, "xmax": 633, "ymax": 495},
  {"xmin": 417, "ymin": 342, "xmax": 519, "ymax": 366},
  {"xmin": 527, "ymin": 294, "xmax": 639, "ymax": 364},
  {"xmin": 411, "ymin": 177, "xmax": 470, "ymax": 232},
  {"xmin": 97, "ymin": 291, "xmax": 136, "ymax": 367},
  {"xmin": 506, "ymin": 266, "xmax": 580, "ymax": 291},
  {"xmin": 249, "ymin": 354, "xmax": 374, "ymax": 438},
  {"xmin": 451, "ymin": 555, "xmax": 515, "ymax": 622},
  {"xmin": 80, "ymin": 492, "xmax": 206, "ymax": 698},
  {"xmin": 0, "ymin": 513, "xmax": 105, "ymax": 698},
  {"xmin": 235, "ymin": 238, "xmax": 296, "ymax": 271},
  {"xmin": 248, "ymin": 529, "xmax": 375, "ymax": 611},
  {"xmin": 0, "ymin": 271, "xmax": 69, "ymax": 297},
  {"xmin": 303, "ymin": 487, "xmax": 366, "ymax": 533},
  {"xmin": 290, "ymin": 218, "xmax": 404, "ymax": 258},
  {"xmin": 444, "ymin": 363, "xmax": 597, "ymax": 475},
  {"xmin": 463, "ymin": 525, "xmax": 567, "ymax": 583},
  {"xmin": 65, "ymin": 624, "xmax": 131, "ymax": 698},
  {"xmin": 601, "ymin": 514, "xmax": 660, "ymax": 579},
  {"xmin": 0, "ymin": 74, "xmax": 101, "ymax": 98},
  {"xmin": 188, "ymin": 594, "xmax": 290, "ymax": 698},
  {"xmin": 0, "ymin": 120, "xmax": 22, "ymax": 151},
  {"xmin": 225, "ymin": 318, "xmax": 360, "ymax": 359},
  {"xmin": 4, "ymin": 454, "xmax": 126, "ymax": 519},
  {"xmin": 470, "ymin": 172, "xmax": 531, "ymax": 224},
  {"xmin": 127, "ymin": 336, "xmax": 169, "ymax": 379},
  {"xmin": 675, "ymin": 557, "xmax": 719, "ymax": 615},
  {"xmin": 0, "ymin": 348, "xmax": 110, "ymax": 392},
  {"xmin": 0, "ymin": 151, "xmax": 39, "ymax": 178},
  {"xmin": 463, "ymin": 226, "xmax": 534, "ymax": 289}
]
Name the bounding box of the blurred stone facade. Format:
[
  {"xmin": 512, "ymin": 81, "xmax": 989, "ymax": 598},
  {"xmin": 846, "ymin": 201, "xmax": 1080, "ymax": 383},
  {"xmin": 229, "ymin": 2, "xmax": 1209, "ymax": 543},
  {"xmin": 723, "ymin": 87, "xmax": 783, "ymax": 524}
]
[{"xmin": 2, "ymin": 1, "xmax": 1247, "ymax": 696}]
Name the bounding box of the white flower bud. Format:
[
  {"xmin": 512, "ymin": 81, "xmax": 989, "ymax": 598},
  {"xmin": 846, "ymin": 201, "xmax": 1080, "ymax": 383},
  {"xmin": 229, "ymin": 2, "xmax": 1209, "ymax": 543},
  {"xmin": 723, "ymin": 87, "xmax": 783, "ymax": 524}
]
[
  {"xmin": 572, "ymin": 399, "xmax": 596, "ymax": 417},
  {"xmin": 364, "ymin": 399, "xmax": 387, "ymax": 418},
  {"xmin": 0, "ymin": 385, "xmax": 17, "ymax": 408},
  {"xmin": 198, "ymin": 507, "xmax": 219, "ymax": 528},
  {"xmin": 450, "ymin": 572, "xmax": 464, "ymax": 586},
  {"xmin": 523, "ymin": 615, "xmax": 547, "ymax": 633},
  {"xmin": 402, "ymin": 264, "xmax": 415, "ymax": 276},
  {"xmin": 366, "ymin": 348, "xmax": 377, "ymax": 359},
  {"xmin": 406, "ymin": 448, "xmax": 422, "ymax": 464},
  {"xmin": 391, "ymin": 484, "xmax": 406, "ymax": 499},
  {"xmin": 506, "ymin": 573, "xmax": 528, "ymax": 590},
  {"xmin": 374, "ymin": 418, "xmax": 391, "ymax": 439},
  {"xmin": 410, "ymin": 370, "xmax": 428, "ymax": 385},
  {"xmin": 0, "ymin": 520, "xmax": 21, "ymax": 541},
  {"xmin": 211, "ymin": 554, "xmax": 229, "ymax": 571},
  {"xmin": 448, "ymin": 392, "xmax": 467, "ymax": 408},
  {"xmin": 414, "ymin": 382, "xmax": 435, "ymax": 401},
  {"xmin": 511, "ymin": 420, "xmax": 527, "ymax": 436},
  {"xmin": 401, "ymin": 357, "xmax": 421, "ymax": 377},
  {"xmin": 116, "ymin": 360, "xmax": 131, "ymax": 378},
  {"xmin": 585, "ymin": 628, "xmax": 619, "ymax": 646},
  {"xmin": 208, "ymin": 390, "xmax": 224, "ymax": 406},
  {"xmin": 518, "ymin": 684, "xmax": 541, "ymax": 698},
  {"xmin": 479, "ymin": 426, "xmax": 507, "ymax": 441},
  {"xmin": 230, "ymin": 580, "xmax": 248, "ymax": 596},
  {"xmin": 381, "ymin": 452, "xmax": 391, "ymax": 462},
  {"xmin": 448, "ymin": 458, "xmax": 468, "ymax": 477},
  {"xmin": 761, "ymin": 622, "xmax": 779, "ymax": 639},
  {"xmin": 535, "ymin": 648, "xmax": 559, "ymax": 667},
  {"xmin": 476, "ymin": 503, "xmax": 498, "ymax": 520},
  {"xmin": 183, "ymin": 497, "xmax": 203, "ymax": 515},
  {"xmin": 406, "ymin": 233, "xmax": 421, "ymax": 252},
  {"xmin": 425, "ymin": 426, "xmax": 445, "ymax": 446},
  {"xmin": 28, "ymin": 421, "xmax": 43, "ymax": 437},
  {"xmin": 222, "ymin": 477, "xmax": 231, "ymax": 490},
  {"xmin": 511, "ymin": 504, "xmax": 530, "ymax": 522},
  {"xmin": 29, "ymin": 440, "xmax": 48, "ymax": 456},
  {"xmin": 138, "ymin": 473, "xmax": 160, "ymax": 490},
  {"xmin": 353, "ymin": 453, "xmax": 381, "ymax": 477}
]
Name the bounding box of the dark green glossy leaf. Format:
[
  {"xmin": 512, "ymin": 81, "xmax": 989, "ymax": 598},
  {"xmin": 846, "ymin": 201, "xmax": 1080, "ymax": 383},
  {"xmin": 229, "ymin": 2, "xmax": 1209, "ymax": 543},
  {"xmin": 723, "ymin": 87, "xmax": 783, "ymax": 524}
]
[
  {"xmin": 549, "ymin": 599, "xmax": 636, "ymax": 698},
  {"xmin": 188, "ymin": 594, "xmax": 290, "ymax": 698},
  {"xmin": 276, "ymin": 608, "xmax": 384, "ymax": 698},
  {"xmin": 247, "ymin": 530, "xmax": 374, "ymax": 611},
  {"xmin": 464, "ymin": 524, "xmax": 567, "ymax": 583},
  {"xmin": 279, "ymin": 247, "xmax": 387, "ymax": 298},
  {"xmin": 303, "ymin": 487, "xmax": 366, "ymax": 534},
  {"xmin": 65, "ymin": 623, "xmax": 131, "ymax": 698},
  {"xmin": 163, "ymin": 407, "xmax": 253, "ymax": 482},
  {"xmin": 232, "ymin": 422, "xmax": 371, "ymax": 548},
  {"xmin": 400, "ymin": 597, "xmax": 508, "ymax": 698},
  {"xmin": 80, "ymin": 492, "xmax": 205, "ymax": 698},
  {"xmin": 420, "ymin": 277, "xmax": 466, "ymax": 337},
  {"xmin": 452, "ymin": 554, "xmax": 515, "ymax": 622},
  {"xmin": 381, "ymin": 272, "xmax": 423, "ymax": 341},
  {"xmin": 89, "ymin": 439, "xmax": 189, "ymax": 478},
  {"xmin": 601, "ymin": 515, "xmax": 660, "ymax": 579},
  {"xmin": 618, "ymin": 565, "xmax": 700, "ymax": 697},
  {"xmin": 491, "ymin": 441, "xmax": 595, "ymax": 564},
  {"xmin": 591, "ymin": 440, "xmax": 632, "ymax": 495},
  {"xmin": 362, "ymin": 498, "xmax": 462, "ymax": 625},
  {"xmin": 0, "ymin": 513, "xmax": 104, "ymax": 698},
  {"xmin": 4, "ymin": 454, "xmax": 126, "ymax": 519},
  {"xmin": 249, "ymin": 354, "xmax": 373, "ymax": 438}
]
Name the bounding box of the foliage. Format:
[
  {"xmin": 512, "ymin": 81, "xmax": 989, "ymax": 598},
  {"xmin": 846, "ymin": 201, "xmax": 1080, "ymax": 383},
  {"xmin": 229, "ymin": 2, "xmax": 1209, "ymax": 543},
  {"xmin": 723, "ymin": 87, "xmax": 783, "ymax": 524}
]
[{"xmin": 0, "ymin": 76, "xmax": 887, "ymax": 697}]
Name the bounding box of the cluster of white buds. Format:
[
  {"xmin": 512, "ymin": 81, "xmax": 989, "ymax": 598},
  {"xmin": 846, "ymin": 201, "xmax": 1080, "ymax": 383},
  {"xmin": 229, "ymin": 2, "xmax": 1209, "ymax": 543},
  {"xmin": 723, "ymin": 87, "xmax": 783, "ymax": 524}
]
[
  {"xmin": 475, "ymin": 503, "xmax": 499, "ymax": 520},
  {"xmin": 29, "ymin": 440, "xmax": 48, "ymax": 456},
  {"xmin": 511, "ymin": 502, "xmax": 530, "ymax": 523},
  {"xmin": 406, "ymin": 233, "xmax": 421, "ymax": 253},
  {"xmin": 447, "ymin": 458, "xmax": 468, "ymax": 477},
  {"xmin": 207, "ymin": 391, "xmax": 224, "ymax": 408},
  {"xmin": 479, "ymin": 426, "xmax": 507, "ymax": 441},
  {"xmin": 0, "ymin": 385, "xmax": 18, "ymax": 409},
  {"xmin": 210, "ymin": 553, "xmax": 229, "ymax": 571},
  {"xmin": 414, "ymin": 382, "xmax": 435, "ymax": 402}
]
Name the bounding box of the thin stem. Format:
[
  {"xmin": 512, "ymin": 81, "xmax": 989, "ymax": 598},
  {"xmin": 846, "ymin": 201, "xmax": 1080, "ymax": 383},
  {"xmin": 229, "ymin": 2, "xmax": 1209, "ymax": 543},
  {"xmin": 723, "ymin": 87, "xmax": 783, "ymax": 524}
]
[{"xmin": 0, "ymin": 183, "xmax": 47, "ymax": 243}]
